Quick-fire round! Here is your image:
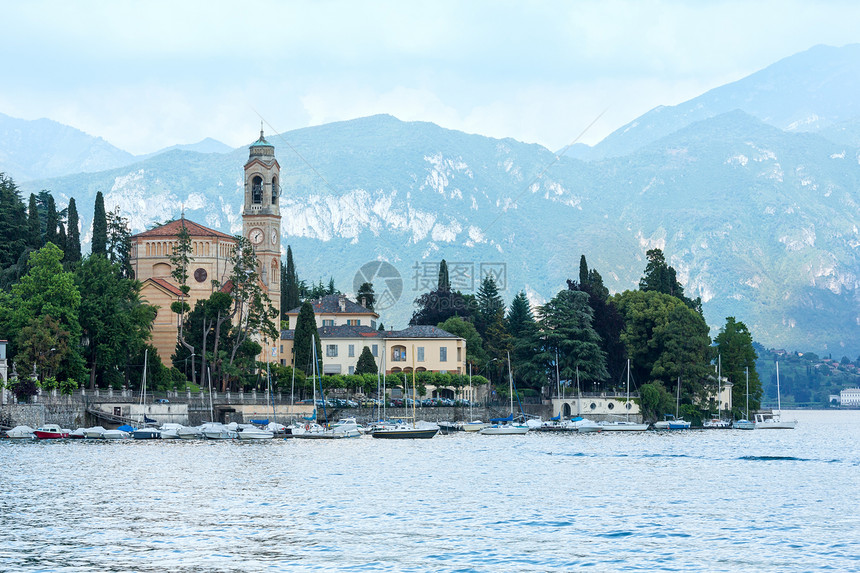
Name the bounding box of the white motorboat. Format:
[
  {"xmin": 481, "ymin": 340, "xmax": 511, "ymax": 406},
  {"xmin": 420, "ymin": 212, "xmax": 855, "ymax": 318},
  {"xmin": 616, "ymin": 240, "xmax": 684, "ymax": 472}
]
[
  {"xmin": 101, "ymin": 429, "xmax": 129, "ymax": 439},
  {"xmin": 68, "ymin": 428, "xmax": 87, "ymax": 439},
  {"xmin": 733, "ymin": 419, "xmax": 756, "ymax": 430},
  {"xmin": 653, "ymin": 415, "xmax": 691, "ymax": 430},
  {"xmin": 237, "ymin": 425, "xmax": 274, "ymax": 440},
  {"xmin": 462, "ymin": 420, "xmax": 489, "ymax": 432},
  {"xmin": 329, "ymin": 417, "xmax": 365, "ymax": 436},
  {"xmin": 84, "ymin": 426, "xmax": 108, "ymax": 439},
  {"xmin": 371, "ymin": 420, "xmax": 440, "ymax": 439},
  {"xmin": 202, "ymin": 422, "xmax": 236, "ymax": 440},
  {"xmin": 5, "ymin": 425, "xmax": 35, "ymax": 439},
  {"xmin": 158, "ymin": 423, "xmax": 183, "ymax": 439},
  {"xmin": 177, "ymin": 425, "xmax": 203, "ymax": 439}
]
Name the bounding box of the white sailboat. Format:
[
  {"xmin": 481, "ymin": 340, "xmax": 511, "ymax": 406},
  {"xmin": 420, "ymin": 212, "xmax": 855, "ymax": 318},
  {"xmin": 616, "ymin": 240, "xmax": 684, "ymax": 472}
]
[
  {"xmin": 372, "ymin": 346, "xmax": 439, "ymax": 439},
  {"xmin": 600, "ymin": 360, "xmax": 649, "ymax": 431},
  {"xmin": 755, "ymin": 361, "xmax": 797, "ymax": 429},
  {"xmin": 479, "ymin": 352, "xmax": 529, "ymax": 435}
]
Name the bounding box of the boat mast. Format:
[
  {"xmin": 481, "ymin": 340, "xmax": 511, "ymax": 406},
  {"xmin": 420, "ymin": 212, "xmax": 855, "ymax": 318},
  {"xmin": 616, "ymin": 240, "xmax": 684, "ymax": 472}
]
[
  {"xmin": 207, "ymin": 366, "xmax": 214, "ymax": 422},
  {"xmin": 626, "ymin": 358, "xmax": 630, "ymax": 422},
  {"xmin": 745, "ymin": 366, "xmax": 750, "ymax": 420},
  {"xmin": 411, "ymin": 344, "xmax": 416, "ymax": 427},
  {"xmin": 139, "ymin": 348, "xmax": 148, "ymax": 426},
  {"xmin": 717, "ymin": 354, "xmax": 722, "ymax": 419},
  {"xmin": 776, "ymin": 361, "xmax": 782, "ymax": 414},
  {"xmin": 267, "ymin": 361, "xmax": 275, "ymax": 424},
  {"xmin": 675, "ymin": 376, "xmax": 681, "ymax": 419},
  {"xmin": 556, "ymin": 350, "xmax": 561, "ymax": 402},
  {"xmin": 469, "ymin": 363, "xmax": 473, "ymax": 422},
  {"xmin": 576, "ymin": 365, "xmax": 581, "ymax": 418},
  {"xmin": 507, "ymin": 351, "xmax": 514, "ymax": 417}
]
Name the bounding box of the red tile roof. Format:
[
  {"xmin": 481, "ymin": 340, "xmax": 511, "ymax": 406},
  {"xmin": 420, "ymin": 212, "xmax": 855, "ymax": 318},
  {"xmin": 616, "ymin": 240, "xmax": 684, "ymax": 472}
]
[
  {"xmin": 146, "ymin": 278, "xmax": 184, "ymax": 297},
  {"xmin": 131, "ymin": 218, "xmax": 234, "ymax": 240}
]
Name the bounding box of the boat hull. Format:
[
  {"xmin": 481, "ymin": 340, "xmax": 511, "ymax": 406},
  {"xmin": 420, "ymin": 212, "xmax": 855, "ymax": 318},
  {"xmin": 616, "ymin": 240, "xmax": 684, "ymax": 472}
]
[
  {"xmin": 599, "ymin": 423, "xmax": 649, "ymax": 432},
  {"xmin": 733, "ymin": 420, "xmax": 756, "ymax": 430},
  {"xmin": 371, "ymin": 428, "xmax": 439, "ymax": 439},
  {"xmin": 478, "ymin": 425, "xmax": 529, "ymax": 435}
]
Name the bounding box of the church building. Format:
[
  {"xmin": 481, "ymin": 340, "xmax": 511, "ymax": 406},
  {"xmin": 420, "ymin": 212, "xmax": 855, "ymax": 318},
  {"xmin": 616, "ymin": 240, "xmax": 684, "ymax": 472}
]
[{"xmin": 130, "ymin": 130, "xmax": 282, "ymax": 365}]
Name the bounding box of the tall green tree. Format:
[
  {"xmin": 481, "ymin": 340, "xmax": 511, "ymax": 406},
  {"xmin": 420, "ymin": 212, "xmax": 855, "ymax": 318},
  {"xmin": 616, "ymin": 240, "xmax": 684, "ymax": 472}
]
[
  {"xmin": 106, "ymin": 208, "xmax": 132, "ymax": 277},
  {"xmin": 0, "ymin": 174, "xmax": 28, "ymax": 270},
  {"xmin": 438, "ymin": 259, "xmax": 450, "ymax": 292},
  {"xmin": 293, "ymin": 301, "xmax": 323, "ymax": 376},
  {"xmin": 282, "ymin": 245, "xmax": 300, "ymax": 315},
  {"xmin": 43, "ymin": 193, "xmax": 59, "ymax": 247},
  {"xmin": 715, "ymin": 317, "xmax": 762, "ymax": 417},
  {"xmin": 76, "ymin": 254, "xmax": 156, "ymax": 389},
  {"xmin": 27, "ymin": 193, "xmax": 41, "ymax": 248},
  {"xmin": 475, "ymin": 275, "xmax": 504, "ymax": 337},
  {"xmin": 638, "ymin": 248, "xmax": 701, "ymax": 313},
  {"xmin": 91, "ymin": 191, "xmax": 107, "ymax": 256},
  {"xmin": 505, "ymin": 291, "xmax": 534, "ymax": 340},
  {"xmin": 2, "ymin": 243, "xmax": 86, "ymax": 383},
  {"xmin": 354, "ymin": 346, "xmax": 378, "ymax": 375},
  {"xmin": 613, "ymin": 289, "xmax": 711, "ymax": 399},
  {"xmin": 65, "ymin": 197, "xmax": 82, "ymax": 265},
  {"xmin": 568, "ymin": 257, "xmax": 626, "ymax": 387},
  {"xmin": 527, "ymin": 289, "xmax": 608, "ymax": 391}
]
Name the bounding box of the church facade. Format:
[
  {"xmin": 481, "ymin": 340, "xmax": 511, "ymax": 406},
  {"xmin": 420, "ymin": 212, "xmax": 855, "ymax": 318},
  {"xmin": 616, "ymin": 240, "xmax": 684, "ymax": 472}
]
[{"xmin": 131, "ymin": 130, "xmax": 282, "ymax": 365}]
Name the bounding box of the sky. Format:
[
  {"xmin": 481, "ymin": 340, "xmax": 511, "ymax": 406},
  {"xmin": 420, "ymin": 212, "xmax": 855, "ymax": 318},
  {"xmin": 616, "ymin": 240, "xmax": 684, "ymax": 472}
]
[{"xmin": 3, "ymin": 0, "xmax": 860, "ymax": 155}]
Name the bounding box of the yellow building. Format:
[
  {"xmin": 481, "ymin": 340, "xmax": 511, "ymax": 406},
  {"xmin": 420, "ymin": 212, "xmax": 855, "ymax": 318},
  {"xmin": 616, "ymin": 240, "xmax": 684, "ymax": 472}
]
[
  {"xmin": 279, "ymin": 294, "xmax": 466, "ymax": 377},
  {"xmin": 130, "ymin": 130, "xmax": 282, "ymax": 365}
]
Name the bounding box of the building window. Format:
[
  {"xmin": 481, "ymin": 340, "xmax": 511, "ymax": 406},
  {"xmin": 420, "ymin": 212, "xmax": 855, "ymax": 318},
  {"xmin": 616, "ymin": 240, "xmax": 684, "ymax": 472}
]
[
  {"xmin": 440, "ymin": 347, "xmax": 448, "ymax": 362},
  {"xmin": 392, "ymin": 345, "xmax": 406, "ymax": 362},
  {"xmin": 417, "ymin": 347, "xmax": 425, "ymax": 362},
  {"xmin": 348, "ymin": 344, "xmax": 355, "ymax": 357},
  {"xmin": 371, "ymin": 320, "xmax": 376, "ymax": 329},
  {"xmin": 252, "ymin": 175, "xmax": 263, "ymax": 204},
  {"xmin": 347, "ymin": 319, "xmax": 360, "ymax": 326},
  {"xmin": 457, "ymin": 347, "xmax": 462, "ymax": 362},
  {"xmin": 372, "ymin": 344, "xmax": 378, "ymax": 357},
  {"xmin": 326, "ymin": 344, "xmax": 338, "ymax": 357},
  {"xmin": 348, "ymin": 366, "xmax": 354, "ymax": 375},
  {"xmin": 322, "ymin": 319, "xmax": 335, "ymax": 326},
  {"xmin": 272, "ymin": 176, "xmax": 278, "ymax": 205}
]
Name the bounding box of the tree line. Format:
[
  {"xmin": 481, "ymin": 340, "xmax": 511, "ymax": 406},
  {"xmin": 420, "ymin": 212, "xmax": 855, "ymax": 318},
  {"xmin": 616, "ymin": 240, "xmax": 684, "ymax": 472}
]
[{"xmin": 406, "ymin": 251, "xmax": 762, "ymax": 422}]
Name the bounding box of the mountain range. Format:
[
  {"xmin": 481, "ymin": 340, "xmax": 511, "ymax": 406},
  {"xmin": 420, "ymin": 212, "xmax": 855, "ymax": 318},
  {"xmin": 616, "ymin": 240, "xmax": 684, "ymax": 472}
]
[{"xmin": 2, "ymin": 44, "xmax": 859, "ymax": 357}]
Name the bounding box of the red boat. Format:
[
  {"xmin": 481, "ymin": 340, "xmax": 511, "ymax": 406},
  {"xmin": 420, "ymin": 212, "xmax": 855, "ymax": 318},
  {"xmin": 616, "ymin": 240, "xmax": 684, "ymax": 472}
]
[{"xmin": 33, "ymin": 424, "xmax": 69, "ymax": 439}]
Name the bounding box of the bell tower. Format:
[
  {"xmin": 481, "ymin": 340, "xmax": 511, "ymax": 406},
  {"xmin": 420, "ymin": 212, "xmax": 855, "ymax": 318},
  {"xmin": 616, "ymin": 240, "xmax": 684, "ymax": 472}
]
[{"xmin": 242, "ymin": 126, "xmax": 281, "ymax": 318}]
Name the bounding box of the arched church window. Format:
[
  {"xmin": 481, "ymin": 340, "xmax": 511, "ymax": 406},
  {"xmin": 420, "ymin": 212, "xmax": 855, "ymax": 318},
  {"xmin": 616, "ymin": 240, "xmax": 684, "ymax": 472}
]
[
  {"xmin": 252, "ymin": 175, "xmax": 263, "ymax": 204},
  {"xmin": 271, "ymin": 177, "xmax": 279, "ymax": 205}
]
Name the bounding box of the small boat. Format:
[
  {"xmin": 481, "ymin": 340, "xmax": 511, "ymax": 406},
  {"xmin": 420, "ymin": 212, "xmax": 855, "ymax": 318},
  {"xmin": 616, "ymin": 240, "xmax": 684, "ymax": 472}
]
[
  {"xmin": 653, "ymin": 415, "xmax": 691, "ymax": 430},
  {"xmin": 131, "ymin": 427, "xmax": 161, "ymax": 440},
  {"xmin": 371, "ymin": 421, "xmax": 440, "ymax": 439},
  {"xmin": 85, "ymin": 426, "xmax": 108, "ymax": 439},
  {"xmin": 462, "ymin": 420, "xmax": 489, "ymax": 432},
  {"xmin": 34, "ymin": 424, "xmax": 69, "ymax": 439},
  {"xmin": 5, "ymin": 425, "xmax": 36, "ymax": 439},
  {"xmin": 177, "ymin": 425, "xmax": 203, "ymax": 439},
  {"xmin": 237, "ymin": 425, "xmax": 274, "ymax": 440},
  {"xmin": 102, "ymin": 428, "xmax": 130, "ymax": 439},
  {"xmin": 437, "ymin": 421, "xmax": 463, "ymax": 434},
  {"xmin": 599, "ymin": 361, "xmax": 648, "ymax": 432},
  {"xmin": 479, "ymin": 353, "xmax": 529, "ymax": 436},
  {"xmin": 329, "ymin": 417, "xmax": 365, "ymax": 436},
  {"xmin": 158, "ymin": 423, "xmax": 183, "ymax": 439},
  {"xmin": 202, "ymin": 422, "xmax": 237, "ymax": 440},
  {"xmin": 703, "ymin": 417, "xmax": 731, "ymax": 428},
  {"xmin": 68, "ymin": 428, "xmax": 87, "ymax": 439}
]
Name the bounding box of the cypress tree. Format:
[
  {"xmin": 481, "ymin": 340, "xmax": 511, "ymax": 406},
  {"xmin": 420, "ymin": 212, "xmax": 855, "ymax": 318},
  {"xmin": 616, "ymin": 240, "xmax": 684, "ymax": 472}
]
[
  {"xmin": 438, "ymin": 259, "xmax": 450, "ymax": 292},
  {"xmin": 27, "ymin": 193, "xmax": 41, "ymax": 248},
  {"xmin": 283, "ymin": 245, "xmax": 300, "ymax": 312},
  {"xmin": 66, "ymin": 197, "xmax": 82, "ymax": 264},
  {"xmin": 92, "ymin": 191, "xmax": 107, "ymax": 256},
  {"xmin": 354, "ymin": 346, "xmax": 378, "ymax": 375},
  {"xmin": 293, "ymin": 301, "xmax": 323, "ymax": 376},
  {"xmin": 579, "ymin": 254, "xmax": 589, "ymax": 288},
  {"xmin": 44, "ymin": 194, "xmax": 59, "ymax": 247},
  {"xmin": 57, "ymin": 222, "xmax": 67, "ymax": 256}
]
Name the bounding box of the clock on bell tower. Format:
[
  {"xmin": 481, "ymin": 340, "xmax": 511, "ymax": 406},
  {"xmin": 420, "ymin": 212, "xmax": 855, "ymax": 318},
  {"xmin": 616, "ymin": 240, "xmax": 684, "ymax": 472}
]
[{"xmin": 242, "ymin": 126, "xmax": 282, "ymax": 318}]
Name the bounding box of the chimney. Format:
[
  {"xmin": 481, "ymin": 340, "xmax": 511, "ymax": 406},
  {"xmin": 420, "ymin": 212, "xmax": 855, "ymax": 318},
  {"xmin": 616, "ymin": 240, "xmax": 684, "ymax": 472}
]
[
  {"xmin": 360, "ymin": 296, "xmax": 366, "ymax": 309},
  {"xmin": 339, "ymin": 295, "xmax": 346, "ymax": 312}
]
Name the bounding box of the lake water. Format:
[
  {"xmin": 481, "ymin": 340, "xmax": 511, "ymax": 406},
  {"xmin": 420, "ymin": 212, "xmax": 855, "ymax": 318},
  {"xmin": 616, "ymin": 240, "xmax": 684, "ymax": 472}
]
[{"xmin": 1, "ymin": 410, "xmax": 858, "ymax": 572}]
